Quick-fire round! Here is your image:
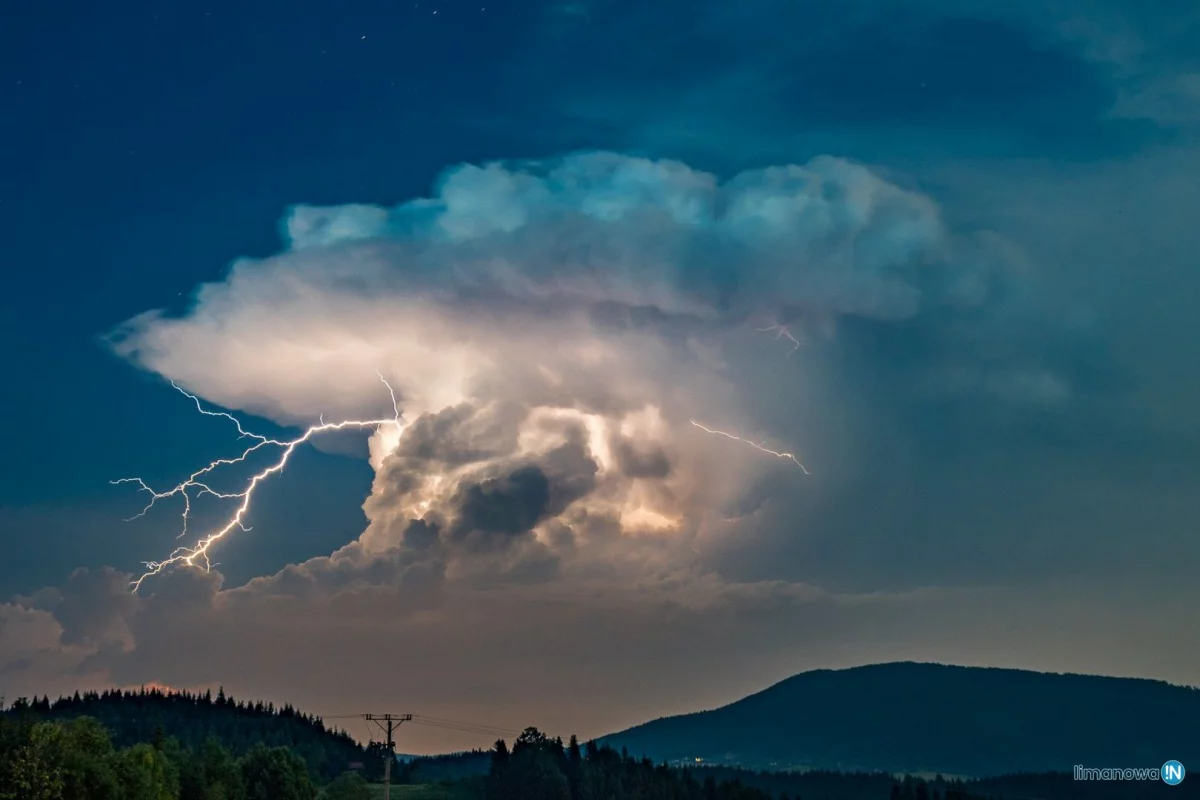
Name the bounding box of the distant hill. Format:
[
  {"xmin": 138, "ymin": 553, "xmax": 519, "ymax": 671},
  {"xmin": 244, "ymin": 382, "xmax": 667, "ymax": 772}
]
[
  {"xmin": 4, "ymin": 687, "xmax": 370, "ymax": 781},
  {"xmin": 600, "ymin": 661, "xmax": 1200, "ymax": 777}
]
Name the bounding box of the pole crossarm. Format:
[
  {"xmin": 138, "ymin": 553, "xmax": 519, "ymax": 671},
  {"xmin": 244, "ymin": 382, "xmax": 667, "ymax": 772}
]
[{"xmin": 362, "ymin": 713, "xmax": 412, "ymax": 800}]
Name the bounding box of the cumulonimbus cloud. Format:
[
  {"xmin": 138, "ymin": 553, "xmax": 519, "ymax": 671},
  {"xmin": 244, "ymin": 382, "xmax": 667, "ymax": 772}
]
[
  {"xmin": 4, "ymin": 149, "xmax": 1160, "ymax": 747},
  {"xmin": 97, "ymin": 150, "xmax": 1052, "ymax": 593}
]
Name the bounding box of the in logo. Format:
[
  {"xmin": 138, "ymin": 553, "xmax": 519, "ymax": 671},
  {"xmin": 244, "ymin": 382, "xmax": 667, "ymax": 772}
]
[{"xmin": 1162, "ymin": 760, "xmax": 1185, "ymax": 786}]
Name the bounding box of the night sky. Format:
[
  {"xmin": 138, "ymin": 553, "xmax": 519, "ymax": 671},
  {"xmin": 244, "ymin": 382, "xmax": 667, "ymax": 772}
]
[{"xmin": 3, "ymin": 0, "xmax": 1199, "ymax": 753}]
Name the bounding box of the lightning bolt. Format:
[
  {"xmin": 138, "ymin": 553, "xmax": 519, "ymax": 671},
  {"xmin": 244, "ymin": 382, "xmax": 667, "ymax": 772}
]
[
  {"xmin": 114, "ymin": 375, "xmax": 404, "ymax": 592},
  {"xmin": 689, "ymin": 420, "xmax": 810, "ymax": 475},
  {"xmin": 757, "ymin": 324, "xmax": 801, "ymax": 356}
]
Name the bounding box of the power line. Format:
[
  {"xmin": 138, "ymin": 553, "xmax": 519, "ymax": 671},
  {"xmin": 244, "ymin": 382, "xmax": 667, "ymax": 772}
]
[
  {"xmin": 410, "ymin": 723, "xmax": 507, "ymax": 736},
  {"xmin": 410, "ymin": 714, "xmax": 518, "ymax": 737},
  {"xmin": 412, "ymin": 713, "xmax": 513, "ymax": 728},
  {"xmin": 364, "ymin": 713, "xmax": 411, "ymax": 800},
  {"xmin": 323, "ymin": 712, "xmax": 518, "ymax": 737}
]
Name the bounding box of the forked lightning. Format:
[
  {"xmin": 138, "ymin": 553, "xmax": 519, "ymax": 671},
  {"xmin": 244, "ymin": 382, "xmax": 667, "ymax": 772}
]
[
  {"xmin": 114, "ymin": 374, "xmax": 403, "ymax": 592},
  {"xmin": 757, "ymin": 324, "xmax": 801, "ymax": 356},
  {"xmin": 120, "ymin": 362, "xmax": 803, "ymax": 591},
  {"xmin": 689, "ymin": 420, "xmax": 810, "ymax": 474}
]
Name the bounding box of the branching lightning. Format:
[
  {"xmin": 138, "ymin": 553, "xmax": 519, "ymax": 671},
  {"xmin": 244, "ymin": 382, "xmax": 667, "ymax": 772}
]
[
  {"xmin": 689, "ymin": 421, "xmax": 810, "ymax": 474},
  {"xmin": 684, "ymin": 323, "xmax": 808, "ymax": 473},
  {"xmin": 757, "ymin": 324, "xmax": 801, "ymax": 356},
  {"xmin": 114, "ymin": 376, "xmax": 404, "ymax": 592}
]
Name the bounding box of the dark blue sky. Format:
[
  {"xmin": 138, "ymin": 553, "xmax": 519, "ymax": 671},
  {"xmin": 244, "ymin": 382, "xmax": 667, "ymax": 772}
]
[
  {"xmin": 3, "ymin": 0, "xmax": 1199, "ymax": 745},
  {"xmin": 0, "ymin": 0, "xmax": 1188, "ymax": 592},
  {"xmin": 1, "ymin": 0, "xmax": 536, "ymax": 590}
]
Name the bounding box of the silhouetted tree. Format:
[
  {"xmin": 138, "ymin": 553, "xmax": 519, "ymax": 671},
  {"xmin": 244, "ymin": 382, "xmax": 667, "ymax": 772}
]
[
  {"xmin": 240, "ymin": 744, "xmax": 316, "ymax": 800},
  {"xmin": 322, "ymin": 770, "xmax": 372, "ymax": 800}
]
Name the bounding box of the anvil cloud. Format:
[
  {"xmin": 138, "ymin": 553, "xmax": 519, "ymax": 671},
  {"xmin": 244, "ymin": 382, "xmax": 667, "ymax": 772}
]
[
  {"xmin": 102, "ymin": 152, "xmax": 1047, "ymax": 584},
  {"xmin": 111, "ymin": 152, "xmax": 1018, "ymax": 424}
]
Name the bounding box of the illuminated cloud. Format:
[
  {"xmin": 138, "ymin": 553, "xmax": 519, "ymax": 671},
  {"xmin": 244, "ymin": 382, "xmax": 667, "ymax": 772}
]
[
  {"xmin": 5, "ymin": 0, "xmax": 1199, "ymax": 757},
  {"xmin": 5, "ymin": 149, "xmax": 1132, "ymax": 748},
  {"xmin": 98, "ymin": 151, "xmax": 1060, "ymax": 592},
  {"xmin": 108, "ymin": 152, "xmax": 1010, "ymax": 423}
]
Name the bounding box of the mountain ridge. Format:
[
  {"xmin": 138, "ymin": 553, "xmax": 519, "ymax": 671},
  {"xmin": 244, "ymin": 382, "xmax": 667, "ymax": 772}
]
[{"xmin": 599, "ymin": 661, "xmax": 1200, "ymax": 776}]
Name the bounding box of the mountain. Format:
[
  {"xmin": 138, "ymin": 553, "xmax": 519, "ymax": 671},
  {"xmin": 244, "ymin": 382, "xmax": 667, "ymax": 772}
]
[{"xmin": 601, "ymin": 661, "xmax": 1200, "ymax": 777}]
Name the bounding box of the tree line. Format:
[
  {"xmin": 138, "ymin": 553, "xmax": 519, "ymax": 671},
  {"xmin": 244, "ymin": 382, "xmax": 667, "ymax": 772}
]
[
  {"xmin": 481, "ymin": 727, "xmax": 1013, "ymax": 800},
  {"xmin": 4, "ymin": 690, "xmax": 1165, "ymax": 799},
  {"xmin": 1, "ymin": 710, "xmax": 1004, "ymax": 800},
  {"xmin": 7, "ymin": 688, "xmax": 368, "ymax": 783},
  {"xmin": 0, "ymin": 712, "xmax": 383, "ymax": 800}
]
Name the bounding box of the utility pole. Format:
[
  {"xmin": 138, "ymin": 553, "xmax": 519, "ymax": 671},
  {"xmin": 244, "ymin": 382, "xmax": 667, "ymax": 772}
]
[{"xmin": 364, "ymin": 713, "xmax": 412, "ymax": 800}]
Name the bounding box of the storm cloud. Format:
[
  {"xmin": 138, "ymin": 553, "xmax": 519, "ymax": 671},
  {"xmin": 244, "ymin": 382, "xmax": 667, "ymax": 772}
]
[
  {"xmin": 4, "ymin": 0, "xmax": 1199, "ymax": 754},
  {"xmin": 93, "ymin": 151, "xmax": 1083, "ymax": 593}
]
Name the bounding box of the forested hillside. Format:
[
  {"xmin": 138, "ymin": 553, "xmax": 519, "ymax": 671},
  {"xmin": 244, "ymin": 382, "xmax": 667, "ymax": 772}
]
[{"xmin": 5, "ymin": 687, "xmax": 369, "ymax": 781}]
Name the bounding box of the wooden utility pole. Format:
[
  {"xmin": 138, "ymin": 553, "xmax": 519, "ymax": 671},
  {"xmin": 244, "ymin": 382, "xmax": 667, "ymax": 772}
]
[{"xmin": 364, "ymin": 713, "xmax": 412, "ymax": 800}]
